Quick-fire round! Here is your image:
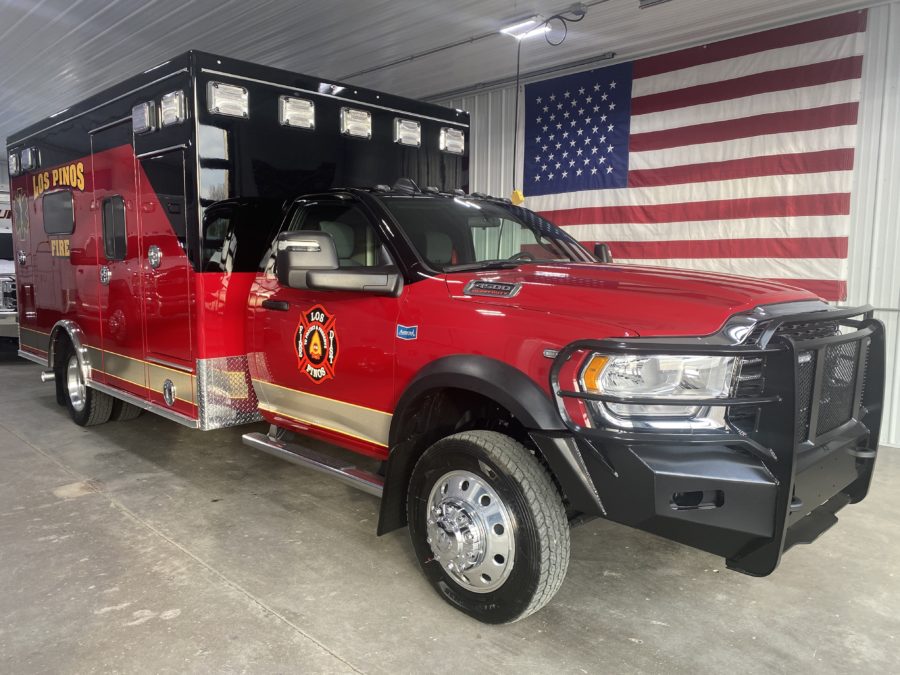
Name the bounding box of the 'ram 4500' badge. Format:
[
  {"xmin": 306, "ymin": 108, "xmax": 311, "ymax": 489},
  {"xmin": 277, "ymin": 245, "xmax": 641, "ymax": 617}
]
[{"xmin": 296, "ymin": 305, "xmax": 339, "ymax": 383}]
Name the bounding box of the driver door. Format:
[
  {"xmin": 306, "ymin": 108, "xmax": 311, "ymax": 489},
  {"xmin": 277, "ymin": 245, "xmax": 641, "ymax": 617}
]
[{"xmin": 250, "ymin": 197, "xmax": 400, "ymax": 455}]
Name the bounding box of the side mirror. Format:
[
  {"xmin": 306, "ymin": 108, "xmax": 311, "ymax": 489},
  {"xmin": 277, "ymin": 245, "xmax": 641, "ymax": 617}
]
[
  {"xmin": 275, "ymin": 230, "xmax": 402, "ymax": 296},
  {"xmin": 275, "ymin": 231, "xmax": 338, "ymax": 289},
  {"xmin": 594, "ymin": 242, "xmax": 613, "ymax": 263}
]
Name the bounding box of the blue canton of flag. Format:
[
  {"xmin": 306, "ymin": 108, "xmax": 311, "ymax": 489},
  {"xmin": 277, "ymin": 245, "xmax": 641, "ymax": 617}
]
[{"xmin": 523, "ymin": 62, "xmax": 633, "ymax": 197}]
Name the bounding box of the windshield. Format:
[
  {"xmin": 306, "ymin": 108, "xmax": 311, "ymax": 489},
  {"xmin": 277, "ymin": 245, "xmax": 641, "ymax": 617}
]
[{"xmin": 379, "ymin": 196, "xmax": 593, "ymax": 272}]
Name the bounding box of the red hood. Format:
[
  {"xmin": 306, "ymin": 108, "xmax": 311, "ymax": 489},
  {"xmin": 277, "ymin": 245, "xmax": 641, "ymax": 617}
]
[{"xmin": 444, "ymin": 262, "xmax": 820, "ymax": 338}]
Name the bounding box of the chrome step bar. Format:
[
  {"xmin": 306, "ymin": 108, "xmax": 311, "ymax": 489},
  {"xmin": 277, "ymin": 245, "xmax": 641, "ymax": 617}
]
[{"xmin": 242, "ymin": 430, "xmax": 384, "ymax": 498}]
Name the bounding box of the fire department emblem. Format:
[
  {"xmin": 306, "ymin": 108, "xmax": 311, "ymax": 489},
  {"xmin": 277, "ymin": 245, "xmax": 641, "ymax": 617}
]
[
  {"xmin": 296, "ymin": 305, "xmax": 338, "ymax": 383},
  {"xmin": 13, "ymin": 189, "xmax": 29, "ymax": 241}
]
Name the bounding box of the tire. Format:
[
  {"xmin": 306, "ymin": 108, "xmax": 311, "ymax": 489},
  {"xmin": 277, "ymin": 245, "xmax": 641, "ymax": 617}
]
[
  {"xmin": 111, "ymin": 398, "xmax": 143, "ymax": 421},
  {"xmin": 407, "ymin": 431, "xmax": 570, "ymax": 624},
  {"xmin": 57, "ymin": 339, "xmax": 114, "ymax": 427}
]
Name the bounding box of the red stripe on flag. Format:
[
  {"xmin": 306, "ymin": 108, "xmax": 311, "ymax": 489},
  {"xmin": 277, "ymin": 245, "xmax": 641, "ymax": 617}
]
[
  {"xmin": 627, "ymin": 149, "xmax": 855, "ymax": 188},
  {"xmin": 629, "ymin": 102, "xmax": 858, "ymax": 152},
  {"xmin": 633, "ymin": 11, "xmax": 868, "ymax": 79},
  {"xmin": 766, "ymin": 278, "xmax": 847, "ymax": 301},
  {"xmin": 631, "ymin": 56, "xmax": 863, "ymax": 116},
  {"xmin": 603, "ymin": 236, "xmax": 848, "ymax": 259},
  {"xmin": 539, "ymin": 193, "xmax": 850, "ymax": 226}
]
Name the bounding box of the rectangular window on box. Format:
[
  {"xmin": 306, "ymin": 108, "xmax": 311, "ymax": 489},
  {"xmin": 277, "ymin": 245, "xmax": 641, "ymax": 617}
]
[
  {"xmin": 42, "ymin": 191, "xmax": 74, "ymax": 235},
  {"xmin": 102, "ymin": 196, "xmax": 127, "ymax": 260}
]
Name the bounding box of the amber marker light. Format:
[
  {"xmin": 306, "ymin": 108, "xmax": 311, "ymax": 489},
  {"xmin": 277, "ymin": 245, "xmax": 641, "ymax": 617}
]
[{"xmin": 581, "ymin": 355, "xmax": 609, "ymax": 392}]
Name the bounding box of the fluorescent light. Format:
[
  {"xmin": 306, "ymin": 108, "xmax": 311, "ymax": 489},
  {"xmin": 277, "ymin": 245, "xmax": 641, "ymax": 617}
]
[
  {"xmin": 639, "ymin": 0, "xmax": 674, "ymax": 7},
  {"xmin": 500, "ymin": 15, "xmax": 549, "ymax": 39}
]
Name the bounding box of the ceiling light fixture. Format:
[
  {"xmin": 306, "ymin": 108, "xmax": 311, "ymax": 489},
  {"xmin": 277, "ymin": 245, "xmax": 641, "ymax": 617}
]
[
  {"xmin": 499, "ymin": 16, "xmax": 550, "ymax": 40},
  {"xmin": 639, "ymin": 0, "xmax": 674, "ymax": 8}
]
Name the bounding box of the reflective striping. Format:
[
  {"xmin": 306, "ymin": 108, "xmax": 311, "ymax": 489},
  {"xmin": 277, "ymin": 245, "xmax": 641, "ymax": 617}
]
[
  {"xmin": 18, "ymin": 327, "xmax": 51, "ymax": 354},
  {"xmin": 253, "ymin": 379, "xmax": 392, "ymax": 448}
]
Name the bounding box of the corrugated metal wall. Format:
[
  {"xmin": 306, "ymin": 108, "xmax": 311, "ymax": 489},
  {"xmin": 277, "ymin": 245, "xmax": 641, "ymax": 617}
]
[{"xmin": 442, "ymin": 3, "xmax": 900, "ymax": 446}]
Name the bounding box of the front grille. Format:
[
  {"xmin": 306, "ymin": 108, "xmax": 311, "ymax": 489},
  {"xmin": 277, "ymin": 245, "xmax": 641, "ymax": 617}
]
[
  {"xmin": 729, "ymin": 315, "xmax": 861, "ymax": 443},
  {"xmin": 816, "ymin": 340, "xmax": 860, "ymax": 434},
  {"xmin": 0, "ymin": 276, "xmax": 16, "ymax": 312}
]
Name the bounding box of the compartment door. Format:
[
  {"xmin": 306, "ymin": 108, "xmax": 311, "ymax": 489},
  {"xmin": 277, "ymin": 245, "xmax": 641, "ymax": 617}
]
[{"xmin": 136, "ymin": 149, "xmax": 194, "ymax": 410}]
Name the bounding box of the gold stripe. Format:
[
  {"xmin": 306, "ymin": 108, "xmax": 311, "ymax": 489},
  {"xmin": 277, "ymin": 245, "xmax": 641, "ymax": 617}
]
[
  {"xmin": 253, "ymin": 379, "xmax": 392, "ymax": 448},
  {"xmin": 19, "ymin": 326, "xmax": 51, "ymax": 336},
  {"xmin": 257, "ymin": 405, "xmax": 388, "ymax": 448},
  {"xmin": 253, "ymin": 377, "xmax": 392, "ymax": 416}
]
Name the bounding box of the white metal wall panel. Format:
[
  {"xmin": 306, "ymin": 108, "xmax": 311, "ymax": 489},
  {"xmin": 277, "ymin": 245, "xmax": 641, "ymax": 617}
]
[
  {"xmin": 847, "ymin": 3, "xmax": 900, "ymax": 446},
  {"xmin": 441, "ymin": 3, "xmax": 900, "ymax": 446}
]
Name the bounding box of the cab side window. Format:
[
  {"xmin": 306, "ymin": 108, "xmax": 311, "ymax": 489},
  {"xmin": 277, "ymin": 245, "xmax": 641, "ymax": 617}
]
[
  {"xmin": 101, "ymin": 196, "xmax": 127, "ymax": 260},
  {"xmin": 288, "ymin": 202, "xmax": 390, "ymax": 268}
]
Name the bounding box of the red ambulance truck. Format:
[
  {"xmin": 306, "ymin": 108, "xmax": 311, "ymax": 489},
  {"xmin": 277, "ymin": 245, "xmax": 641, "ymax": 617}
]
[{"xmin": 6, "ymin": 52, "xmax": 885, "ymax": 623}]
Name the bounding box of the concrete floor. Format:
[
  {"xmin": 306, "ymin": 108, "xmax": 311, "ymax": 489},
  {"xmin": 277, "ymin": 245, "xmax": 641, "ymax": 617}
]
[{"xmin": 0, "ymin": 348, "xmax": 898, "ymax": 675}]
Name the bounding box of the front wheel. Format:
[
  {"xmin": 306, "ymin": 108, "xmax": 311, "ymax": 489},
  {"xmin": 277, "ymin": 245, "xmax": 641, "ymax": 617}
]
[{"xmin": 407, "ymin": 431, "xmax": 570, "ymax": 624}]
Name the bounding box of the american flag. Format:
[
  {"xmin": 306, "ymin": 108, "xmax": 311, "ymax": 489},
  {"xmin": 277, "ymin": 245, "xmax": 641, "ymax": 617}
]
[{"xmin": 523, "ymin": 10, "xmax": 868, "ymax": 301}]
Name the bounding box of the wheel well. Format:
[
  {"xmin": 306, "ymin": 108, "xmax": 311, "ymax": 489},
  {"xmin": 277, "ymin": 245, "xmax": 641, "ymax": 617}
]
[{"xmin": 378, "ymin": 387, "xmax": 561, "ymax": 535}]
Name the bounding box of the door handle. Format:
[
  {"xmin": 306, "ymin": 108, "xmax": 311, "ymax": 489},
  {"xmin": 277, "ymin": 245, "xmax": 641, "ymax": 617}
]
[
  {"xmin": 17, "ymin": 250, "xmax": 26, "ymax": 266},
  {"xmin": 99, "ymin": 266, "xmax": 111, "ymax": 285},
  {"xmin": 261, "ymin": 299, "xmax": 290, "ymax": 311}
]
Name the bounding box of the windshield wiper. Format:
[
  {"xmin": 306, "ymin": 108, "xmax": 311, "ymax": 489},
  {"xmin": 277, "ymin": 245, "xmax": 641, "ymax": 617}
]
[{"xmin": 442, "ymin": 260, "xmax": 524, "ymax": 273}]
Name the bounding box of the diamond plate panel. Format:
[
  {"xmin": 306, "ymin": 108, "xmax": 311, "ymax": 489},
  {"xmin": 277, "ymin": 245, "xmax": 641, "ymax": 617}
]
[{"xmin": 196, "ymin": 355, "xmax": 262, "ymax": 430}]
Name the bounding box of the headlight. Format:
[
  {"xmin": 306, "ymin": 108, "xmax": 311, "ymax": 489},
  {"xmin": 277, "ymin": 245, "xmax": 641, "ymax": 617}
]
[{"xmin": 581, "ymin": 353, "xmax": 736, "ymax": 420}]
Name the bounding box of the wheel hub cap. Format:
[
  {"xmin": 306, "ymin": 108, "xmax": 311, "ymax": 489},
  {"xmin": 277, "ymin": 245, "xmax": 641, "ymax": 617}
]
[
  {"xmin": 425, "ymin": 470, "xmax": 515, "ymax": 593},
  {"xmin": 66, "ymin": 354, "xmax": 86, "ymax": 413}
]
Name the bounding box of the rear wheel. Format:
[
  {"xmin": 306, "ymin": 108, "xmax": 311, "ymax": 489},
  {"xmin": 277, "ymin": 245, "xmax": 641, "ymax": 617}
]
[
  {"xmin": 407, "ymin": 431, "xmax": 570, "ymax": 624},
  {"xmin": 57, "ymin": 340, "xmax": 113, "ymax": 427},
  {"xmin": 111, "ymin": 399, "xmax": 143, "ymax": 421}
]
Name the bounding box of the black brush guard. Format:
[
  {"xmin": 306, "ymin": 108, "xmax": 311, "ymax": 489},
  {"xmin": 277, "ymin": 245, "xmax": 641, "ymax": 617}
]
[{"xmin": 548, "ymin": 306, "xmax": 885, "ymax": 576}]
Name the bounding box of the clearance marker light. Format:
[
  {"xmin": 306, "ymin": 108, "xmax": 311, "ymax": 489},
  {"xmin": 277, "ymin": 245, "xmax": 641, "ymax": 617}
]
[
  {"xmin": 160, "ymin": 90, "xmax": 187, "ymax": 127},
  {"xmin": 439, "ymin": 127, "xmax": 465, "ymax": 154},
  {"xmin": 279, "ymin": 96, "xmax": 316, "ymax": 129},
  {"xmin": 340, "ymin": 107, "xmax": 372, "ymax": 139},
  {"xmin": 208, "ymin": 82, "xmax": 249, "ymax": 118},
  {"xmin": 393, "ymin": 118, "xmax": 421, "ymax": 147},
  {"xmin": 7, "ymin": 152, "xmax": 20, "ymax": 177},
  {"xmin": 132, "ymin": 101, "xmax": 156, "ymax": 134},
  {"xmin": 21, "ymin": 147, "xmax": 40, "ymax": 171}
]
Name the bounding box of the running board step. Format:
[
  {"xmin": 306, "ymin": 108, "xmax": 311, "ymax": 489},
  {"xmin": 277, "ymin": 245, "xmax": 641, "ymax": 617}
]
[{"xmin": 242, "ymin": 431, "xmax": 384, "ymax": 498}]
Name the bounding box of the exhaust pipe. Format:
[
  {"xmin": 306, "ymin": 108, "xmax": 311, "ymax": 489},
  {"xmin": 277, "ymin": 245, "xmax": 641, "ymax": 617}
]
[{"xmin": 40, "ymin": 370, "xmax": 55, "ymax": 382}]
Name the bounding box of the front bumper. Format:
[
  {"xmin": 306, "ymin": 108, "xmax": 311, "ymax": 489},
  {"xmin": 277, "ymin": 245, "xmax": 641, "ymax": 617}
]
[
  {"xmin": 0, "ymin": 311, "xmax": 17, "ymax": 339},
  {"xmin": 544, "ymin": 306, "xmax": 885, "ymax": 576}
]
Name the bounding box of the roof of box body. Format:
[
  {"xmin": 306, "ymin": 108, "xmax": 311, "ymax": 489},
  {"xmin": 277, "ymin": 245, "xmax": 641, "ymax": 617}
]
[{"xmin": 7, "ymin": 50, "xmax": 469, "ymax": 148}]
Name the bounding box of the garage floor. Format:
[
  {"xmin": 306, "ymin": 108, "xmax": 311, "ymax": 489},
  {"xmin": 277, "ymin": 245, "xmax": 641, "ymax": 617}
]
[{"xmin": 1, "ymin": 349, "xmax": 898, "ymax": 674}]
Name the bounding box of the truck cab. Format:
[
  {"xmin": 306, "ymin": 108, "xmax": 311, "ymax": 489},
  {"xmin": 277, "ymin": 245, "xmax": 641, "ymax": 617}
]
[{"xmin": 242, "ymin": 184, "xmax": 884, "ymax": 623}]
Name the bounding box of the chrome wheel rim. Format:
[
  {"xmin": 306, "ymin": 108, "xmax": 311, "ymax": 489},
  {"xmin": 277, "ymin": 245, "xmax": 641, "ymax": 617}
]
[
  {"xmin": 66, "ymin": 354, "xmax": 86, "ymax": 413},
  {"xmin": 426, "ymin": 469, "xmax": 515, "ymax": 593}
]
